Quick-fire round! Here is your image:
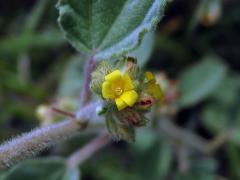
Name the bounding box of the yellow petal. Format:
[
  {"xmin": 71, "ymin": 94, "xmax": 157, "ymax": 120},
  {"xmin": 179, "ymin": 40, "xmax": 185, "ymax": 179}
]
[
  {"xmin": 148, "ymin": 83, "xmax": 164, "ymax": 103},
  {"xmin": 105, "ymin": 70, "xmax": 122, "ymax": 82},
  {"xmin": 115, "ymin": 98, "xmax": 127, "ymax": 111},
  {"xmin": 145, "ymin": 71, "xmax": 156, "ymax": 82},
  {"xmin": 120, "ymin": 90, "xmax": 138, "ymax": 107},
  {"xmin": 102, "ymin": 81, "xmax": 114, "ymax": 99},
  {"xmin": 123, "ymin": 73, "xmax": 134, "ymax": 91}
]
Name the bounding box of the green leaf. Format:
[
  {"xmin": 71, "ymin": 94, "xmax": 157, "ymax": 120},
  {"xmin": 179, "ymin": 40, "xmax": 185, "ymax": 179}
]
[
  {"xmin": 0, "ymin": 158, "xmax": 80, "ymax": 180},
  {"xmin": 0, "ymin": 29, "xmax": 64, "ymax": 56},
  {"xmin": 58, "ymin": 55, "xmax": 84, "ymax": 97},
  {"xmin": 57, "ymin": 0, "xmax": 167, "ymax": 60},
  {"xmin": 132, "ymin": 128, "xmax": 157, "ymax": 152},
  {"xmin": 62, "ymin": 167, "xmax": 81, "ymax": 180},
  {"xmin": 178, "ymin": 56, "xmax": 227, "ymax": 108},
  {"xmin": 202, "ymin": 73, "xmax": 240, "ymax": 144},
  {"xmin": 23, "ymin": 0, "xmax": 48, "ymax": 33},
  {"xmin": 133, "ymin": 141, "xmax": 173, "ymax": 180},
  {"xmin": 174, "ymin": 158, "xmax": 217, "ymax": 180},
  {"xmin": 96, "ymin": 164, "xmax": 139, "ymax": 180},
  {"xmin": 211, "ymin": 73, "xmax": 240, "ymax": 106},
  {"xmin": 202, "ymin": 100, "xmax": 240, "ymax": 145},
  {"xmin": 128, "ymin": 32, "xmax": 155, "ymax": 67},
  {"xmin": 228, "ymin": 143, "xmax": 240, "ymax": 179},
  {"xmin": 156, "ymin": 142, "xmax": 173, "ymax": 179},
  {"xmin": 202, "ymin": 102, "xmax": 230, "ymax": 133}
]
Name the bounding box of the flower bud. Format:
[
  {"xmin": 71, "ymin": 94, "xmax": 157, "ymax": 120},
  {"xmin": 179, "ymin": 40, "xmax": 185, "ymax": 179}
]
[
  {"xmin": 198, "ymin": 0, "xmax": 221, "ymax": 26},
  {"xmin": 116, "ymin": 125, "xmax": 135, "ymax": 142},
  {"xmin": 90, "ymin": 61, "xmax": 112, "ymax": 95},
  {"xmin": 36, "ymin": 105, "xmax": 55, "ymax": 126},
  {"xmin": 125, "ymin": 57, "xmax": 139, "ymax": 79},
  {"xmin": 36, "ymin": 105, "xmax": 49, "ymax": 121},
  {"xmin": 135, "ymin": 93, "xmax": 155, "ymax": 111},
  {"xmin": 115, "ymin": 107, "xmax": 147, "ymax": 127}
]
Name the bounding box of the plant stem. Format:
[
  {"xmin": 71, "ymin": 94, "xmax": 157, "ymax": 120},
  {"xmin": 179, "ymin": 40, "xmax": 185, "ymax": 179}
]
[
  {"xmin": 67, "ymin": 133, "xmax": 110, "ymax": 168},
  {"xmin": 79, "ymin": 56, "xmax": 96, "ymax": 107},
  {"xmin": 51, "ymin": 106, "xmax": 76, "ymax": 118},
  {"xmin": 176, "ymin": 144, "xmax": 189, "ymax": 173},
  {"xmin": 66, "ymin": 56, "xmax": 108, "ymax": 169},
  {"xmin": 0, "ymin": 102, "xmax": 100, "ymax": 169},
  {"xmin": 158, "ymin": 118, "xmax": 208, "ymax": 153},
  {"xmin": 206, "ymin": 130, "xmax": 233, "ymax": 153},
  {"xmin": 158, "ymin": 118, "xmax": 232, "ymax": 154}
]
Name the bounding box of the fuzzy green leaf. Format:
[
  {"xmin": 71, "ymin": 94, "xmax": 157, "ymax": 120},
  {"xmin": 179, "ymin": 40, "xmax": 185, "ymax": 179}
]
[
  {"xmin": 57, "ymin": 0, "xmax": 167, "ymax": 60},
  {"xmin": 178, "ymin": 56, "xmax": 227, "ymax": 108},
  {"xmin": 128, "ymin": 32, "xmax": 155, "ymax": 67},
  {"xmin": 0, "ymin": 158, "xmax": 80, "ymax": 180},
  {"xmin": 174, "ymin": 158, "xmax": 217, "ymax": 180},
  {"xmin": 202, "ymin": 74, "xmax": 240, "ymax": 144}
]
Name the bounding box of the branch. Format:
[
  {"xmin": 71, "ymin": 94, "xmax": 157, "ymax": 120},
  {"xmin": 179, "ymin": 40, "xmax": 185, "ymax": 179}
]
[
  {"xmin": 67, "ymin": 133, "xmax": 110, "ymax": 168},
  {"xmin": 0, "ymin": 102, "xmax": 100, "ymax": 169},
  {"xmin": 158, "ymin": 118, "xmax": 208, "ymax": 153},
  {"xmin": 206, "ymin": 130, "xmax": 233, "ymax": 153},
  {"xmin": 79, "ymin": 56, "xmax": 96, "ymax": 107},
  {"xmin": 158, "ymin": 118, "xmax": 233, "ymax": 154},
  {"xmin": 176, "ymin": 144, "xmax": 189, "ymax": 173}
]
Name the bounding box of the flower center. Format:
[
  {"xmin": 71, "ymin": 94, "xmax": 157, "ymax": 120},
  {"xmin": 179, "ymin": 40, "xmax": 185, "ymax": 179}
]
[{"xmin": 114, "ymin": 87, "xmax": 123, "ymax": 96}]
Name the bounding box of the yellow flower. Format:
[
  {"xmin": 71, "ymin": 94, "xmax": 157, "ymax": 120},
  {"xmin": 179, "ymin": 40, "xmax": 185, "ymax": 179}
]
[
  {"xmin": 145, "ymin": 71, "xmax": 164, "ymax": 105},
  {"xmin": 102, "ymin": 70, "xmax": 138, "ymax": 111},
  {"xmin": 145, "ymin": 71, "xmax": 155, "ymax": 82}
]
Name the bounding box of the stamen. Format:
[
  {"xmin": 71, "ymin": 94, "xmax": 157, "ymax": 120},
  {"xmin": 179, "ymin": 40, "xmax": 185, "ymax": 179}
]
[{"xmin": 115, "ymin": 87, "xmax": 123, "ymax": 96}]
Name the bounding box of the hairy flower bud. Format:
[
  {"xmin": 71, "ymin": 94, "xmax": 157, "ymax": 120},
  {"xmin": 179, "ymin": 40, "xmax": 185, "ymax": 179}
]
[
  {"xmin": 116, "ymin": 125, "xmax": 135, "ymax": 142},
  {"xmin": 115, "ymin": 107, "xmax": 147, "ymax": 127},
  {"xmin": 90, "ymin": 61, "xmax": 112, "ymax": 95}
]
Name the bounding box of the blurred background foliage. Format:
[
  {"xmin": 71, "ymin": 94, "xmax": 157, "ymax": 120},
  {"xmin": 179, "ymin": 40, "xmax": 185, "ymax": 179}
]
[{"xmin": 0, "ymin": 0, "xmax": 240, "ymax": 179}]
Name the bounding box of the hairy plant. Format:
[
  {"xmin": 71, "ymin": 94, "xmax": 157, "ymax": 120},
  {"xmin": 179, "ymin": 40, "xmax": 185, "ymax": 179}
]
[
  {"xmin": 0, "ymin": 0, "xmax": 168, "ymax": 169},
  {"xmin": 0, "ymin": 1, "xmax": 234, "ymax": 179}
]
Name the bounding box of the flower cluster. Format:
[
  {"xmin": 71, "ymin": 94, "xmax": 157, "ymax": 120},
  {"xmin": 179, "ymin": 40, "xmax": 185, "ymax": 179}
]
[{"xmin": 91, "ymin": 57, "xmax": 164, "ymax": 141}]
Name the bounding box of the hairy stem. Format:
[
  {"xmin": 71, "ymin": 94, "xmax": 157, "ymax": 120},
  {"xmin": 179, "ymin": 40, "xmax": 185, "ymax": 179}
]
[
  {"xmin": 66, "ymin": 55, "xmax": 106, "ymax": 169},
  {"xmin": 79, "ymin": 56, "xmax": 96, "ymax": 107},
  {"xmin": 67, "ymin": 133, "xmax": 110, "ymax": 168},
  {"xmin": 0, "ymin": 102, "xmax": 100, "ymax": 169}
]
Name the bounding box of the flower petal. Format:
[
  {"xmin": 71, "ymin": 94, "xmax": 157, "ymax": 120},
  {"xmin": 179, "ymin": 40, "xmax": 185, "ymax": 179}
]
[
  {"xmin": 115, "ymin": 98, "xmax": 128, "ymax": 110},
  {"xmin": 120, "ymin": 90, "xmax": 138, "ymax": 107},
  {"xmin": 102, "ymin": 81, "xmax": 114, "ymax": 99},
  {"xmin": 148, "ymin": 83, "xmax": 164, "ymax": 104},
  {"xmin": 105, "ymin": 70, "xmax": 122, "ymax": 82},
  {"xmin": 145, "ymin": 71, "xmax": 156, "ymax": 82},
  {"xmin": 123, "ymin": 73, "xmax": 134, "ymax": 91}
]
